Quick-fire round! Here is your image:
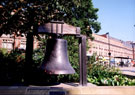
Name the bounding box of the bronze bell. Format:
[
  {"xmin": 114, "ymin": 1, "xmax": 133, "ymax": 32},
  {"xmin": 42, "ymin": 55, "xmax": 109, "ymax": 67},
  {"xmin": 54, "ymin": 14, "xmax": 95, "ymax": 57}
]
[{"xmin": 41, "ymin": 38, "xmax": 75, "ymax": 74}]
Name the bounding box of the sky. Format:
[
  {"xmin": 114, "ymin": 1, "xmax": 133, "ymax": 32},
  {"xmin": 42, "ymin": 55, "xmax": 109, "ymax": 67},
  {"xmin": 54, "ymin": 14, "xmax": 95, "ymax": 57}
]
[{"xmin": 92, "ymin": 0, "xmax": 135, "ymax": 42}]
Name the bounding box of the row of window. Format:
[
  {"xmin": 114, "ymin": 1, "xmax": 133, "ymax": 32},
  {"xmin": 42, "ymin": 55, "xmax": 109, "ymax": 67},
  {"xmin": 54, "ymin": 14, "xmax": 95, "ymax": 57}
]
[
  {"xmin": 3, "ymin": 39, "xmax": 13, "ymax": 43},
  {"xmin": 1, "ymin": 43, "xmax": 26, "ymax": 49},
  {"xmin": 92, "ymin": 45, "xmax": 132, "ymax": 55},
  {"xmin": 92, "ymin": 49, "xmax": 132, "ymax": 57},
  {"xmin": 1, "ymin": 39, "xmax": 26, "ymax": 50}
]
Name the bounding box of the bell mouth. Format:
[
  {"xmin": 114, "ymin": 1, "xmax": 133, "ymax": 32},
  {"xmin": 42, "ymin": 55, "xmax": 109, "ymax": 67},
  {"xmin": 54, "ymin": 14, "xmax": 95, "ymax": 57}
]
[{"xmin": 43, "ymin": 68, "xmax": 75, "ymax": 75}]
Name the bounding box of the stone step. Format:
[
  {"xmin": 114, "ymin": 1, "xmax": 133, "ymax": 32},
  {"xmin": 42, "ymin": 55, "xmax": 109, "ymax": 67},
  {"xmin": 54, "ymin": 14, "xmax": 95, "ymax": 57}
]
[{"xmin": 0, "ymin": 83, "xmax": 134, "ymax": 95}]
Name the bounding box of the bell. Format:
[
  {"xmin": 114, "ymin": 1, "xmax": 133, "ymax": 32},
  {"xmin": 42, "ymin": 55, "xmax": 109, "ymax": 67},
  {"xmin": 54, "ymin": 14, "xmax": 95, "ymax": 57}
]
[{"xmin": 41, "ymin": 38, "xmax": 75, "ymax": 74}]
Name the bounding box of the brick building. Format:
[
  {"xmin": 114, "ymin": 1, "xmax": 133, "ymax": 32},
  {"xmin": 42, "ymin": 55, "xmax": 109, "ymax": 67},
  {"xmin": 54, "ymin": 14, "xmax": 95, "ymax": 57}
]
[
  {"xmin": 0, "ymin": 34, "xmax": 39, "ymax": 51},
  {"xmin": 87, "ymin": 33, "xmax": 135, "ymax": 63},
  {"xmin": 0, "ymin": 33, "xmax": 135, "ymax": 63}
]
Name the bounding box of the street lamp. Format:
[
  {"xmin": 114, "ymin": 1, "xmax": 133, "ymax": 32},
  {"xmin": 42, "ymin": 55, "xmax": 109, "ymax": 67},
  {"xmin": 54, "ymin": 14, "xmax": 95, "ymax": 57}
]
[
  {"xmin": 132, "ymin": 25, "xmax": 135, "ymax": 60},
  {"xmin": 131, "ymin": 42, "xmax": 135, "ymax": 60},
  {"xmin": 106, "ymin": 32, "xmax": 111, "ymax": 65}
]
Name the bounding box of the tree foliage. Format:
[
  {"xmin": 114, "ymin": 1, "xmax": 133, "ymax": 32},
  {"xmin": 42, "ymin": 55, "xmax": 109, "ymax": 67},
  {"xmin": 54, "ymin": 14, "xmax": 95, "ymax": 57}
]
[
  {"xmin": 0, "ymin": 0, "xmax": 101, "ymax": 84},
  {"xmin": 0, "ymin": 0, "xmax": 101, "ymax": 36}
]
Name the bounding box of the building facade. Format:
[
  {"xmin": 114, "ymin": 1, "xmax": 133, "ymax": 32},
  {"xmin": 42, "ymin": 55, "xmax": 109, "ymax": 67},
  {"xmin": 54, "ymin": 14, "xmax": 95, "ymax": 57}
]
[
  {"xmin": 87, "ymin": 33, "xmax": 135, "ymax": 63},
  {"xmin": 0, "ymin": 33, "xmax": 135, "ymax": 63},
  {"xmin": 0, "ymin": 34, "xmax": 39, "ymax": 51}
]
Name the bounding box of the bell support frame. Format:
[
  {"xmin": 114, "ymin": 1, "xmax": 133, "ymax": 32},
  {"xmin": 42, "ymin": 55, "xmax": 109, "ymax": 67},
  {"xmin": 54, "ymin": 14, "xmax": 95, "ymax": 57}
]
[{"xmin": 26, "ymin": 21, "xmax": 87, "ymax": 86}]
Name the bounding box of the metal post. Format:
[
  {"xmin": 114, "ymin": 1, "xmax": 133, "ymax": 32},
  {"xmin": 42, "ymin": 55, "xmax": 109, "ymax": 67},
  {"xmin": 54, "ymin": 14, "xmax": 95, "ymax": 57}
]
[
  {"xmin": 79, "ymin": 35, "xmax": 87, "ymax": 86},
  {"xmin": 106, "ymin": 32, "xmax": 111, "ymax": 66},
  {"xmin": 108, "ymin": 34, "xmax": 111, "ymax": 66},
  {"xmin": 13, "ymin": 33, "xmax": 16, "ymax": 51},
  {"xmin": 132, "ymin": 43, "xmax": 135, "ymax": 60},
  {"xmin": 133, "ymin": 46, "xmax": 135, "ymax": 60},
  {"xmin": 25, "ymin": 32, "xmax": 34, "ymax": 84}
]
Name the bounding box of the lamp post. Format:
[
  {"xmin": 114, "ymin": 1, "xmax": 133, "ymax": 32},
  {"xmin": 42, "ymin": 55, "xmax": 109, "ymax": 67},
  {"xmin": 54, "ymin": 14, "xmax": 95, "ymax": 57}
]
[
  {"xmin": 106, "ymin": 32, "xmax": 111, "ymax": 65},
  {"xmin": 132, "ymin": 25, "xmax": 135, "ymax": 60},
  {"xmin": 131, "ymin": 42, "xmax": 135, "ymax": 60}
]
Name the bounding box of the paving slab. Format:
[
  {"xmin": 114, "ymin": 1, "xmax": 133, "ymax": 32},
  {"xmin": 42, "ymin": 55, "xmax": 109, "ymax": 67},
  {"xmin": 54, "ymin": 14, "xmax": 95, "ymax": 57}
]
[{"xmin": 0, "ymin": 83, "xmax": 135, "ymax": 95}]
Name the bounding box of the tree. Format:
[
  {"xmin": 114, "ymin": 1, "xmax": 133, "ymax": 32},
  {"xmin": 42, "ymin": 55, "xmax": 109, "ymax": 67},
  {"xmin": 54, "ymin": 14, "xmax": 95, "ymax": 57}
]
[
  {"xmin": 0, "ymin": 0, "xmax": 101, "ymax": 84},
  {"xmin": 0, "ymin": 0, "xmax": 101, "ymax": 36}
]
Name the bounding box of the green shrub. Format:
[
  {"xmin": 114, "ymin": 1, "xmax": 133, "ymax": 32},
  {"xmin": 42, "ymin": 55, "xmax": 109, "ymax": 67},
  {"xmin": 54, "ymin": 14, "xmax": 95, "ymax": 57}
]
[
  {"xmin": 0, "ymin": 48, "xmax": 8, "ymax": 55},
  {"xmin": 0, "ymin": 48, "xmax": 25, "ymax": 85},
  {"xmin": 87, "ymin": 55, "xmax": 135, "ymax": 86}
]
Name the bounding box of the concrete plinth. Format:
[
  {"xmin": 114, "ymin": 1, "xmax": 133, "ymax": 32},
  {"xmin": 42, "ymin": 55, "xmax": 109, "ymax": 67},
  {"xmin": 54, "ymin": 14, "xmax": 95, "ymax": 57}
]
[{"xmin": 0, "ymin": 83, "xmax": 135, "ymax": 95}]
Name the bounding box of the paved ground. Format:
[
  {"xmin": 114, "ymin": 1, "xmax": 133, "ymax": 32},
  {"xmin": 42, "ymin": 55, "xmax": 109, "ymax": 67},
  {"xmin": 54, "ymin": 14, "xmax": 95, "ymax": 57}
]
[{"xmin": 118, "ymin": 67, "xmax": 135, "ymax": 77}]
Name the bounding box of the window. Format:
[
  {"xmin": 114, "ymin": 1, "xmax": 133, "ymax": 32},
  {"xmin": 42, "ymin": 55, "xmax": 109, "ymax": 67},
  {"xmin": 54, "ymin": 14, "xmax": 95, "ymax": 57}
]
[
  {"xmin": 2, "ymin": 43, "xmax": 7, "ymax": 48},
  {"xmin": 7, "ymin": 43, "xmax": 12, "ymax": 49},
  {"xmin": 19, "ymin": 44, "xmax": 26, "ymax": 49}
]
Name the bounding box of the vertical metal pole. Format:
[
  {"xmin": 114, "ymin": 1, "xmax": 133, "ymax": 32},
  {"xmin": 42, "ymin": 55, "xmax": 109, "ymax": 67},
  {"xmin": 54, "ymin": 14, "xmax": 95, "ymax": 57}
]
[
  {"xmin": 107, "ymin": 33, "xmax": 111, "ymax": 66},
  {"xmin": 56, "ymin": 23, "xmax": 58, "ymax": 34},
  {"xmin": 133, "ymin": 46, "xmax": 135, "ymax": 60},
  {"xmin": 51, "ymin": 23, "xmax": 53, "ymax": 33},
  {"xmin": 82, "ymin": 35, "xmax": 87, "ymax": 86},
  {"xmin": 25, "ymin": 32, "xmax": 34, "ymax": 65},
  {"xmin": 79, "ymin": 35, "xmax": 87, "ymax": 86},
  {"xmin": 25, "ymin": 32, "xmax": 34, "ymax": 84},
  {"xmin": 132, "ymin": 43, "xmax": 135, "ymax": 60},
  {"xmin": 133, "ymin": 25, "xmax": 135, "ymax": 60},
  {"xmin": 13, "ymin": 33, "xmax": 16, "ymax": 51},
  {"xmin": 61, "ymin": 24, "xmax": 63, "ymax": 34},
  {"xmin": 79, "ymin": 38, "xmax": 82, "ymax": 85}
]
